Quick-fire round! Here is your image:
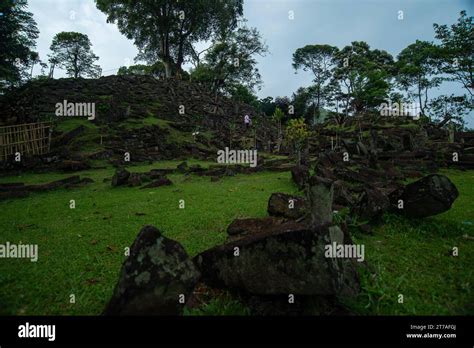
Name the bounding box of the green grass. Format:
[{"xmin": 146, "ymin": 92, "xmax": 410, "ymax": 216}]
[
  {"xmin": 344, "ymin": 169, "xmax": 474, "ymax": 315},
  {"xmin": 0, "ymin": 165, "xmax": 472, "ymax": 315},
  {"xmin": 122, "ymin": 116, "xmax": 163, "ymax": 129},
  {"xmin": 0, "ymin": 162, "xmax": 298, "ymax": 315}
]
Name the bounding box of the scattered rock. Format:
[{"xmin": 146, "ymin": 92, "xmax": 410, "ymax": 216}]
[
  {"xmin": 127, "ymin": 173, "xmax": 143, "ymax": 187},
  {"xmin": 267, "ymin": 192, "xmax": 307, "ymax": 220},
  {"xmin": 27, "ymin": 175, "xmax": 82, "ymax": 191},
  {"xmin": 140, "ymin": 177, "xmax": 173, "ymax": 189},
  {"xmin": 111, "ymin": 168, "xmax": 131, "ymax": 187},
  {"xmin": 103, "ymin": 225, "xmax": 200, "ymax": 315},
  {"xmin": 57, "ymin": 160, "xmax": 90, "ymax": 172},
  {"xmin": 54, "ymin": 125, "xmax": 85, "ymax": 146},
  {"xmin": 177, "ymin": 161, "xmax": 188, "ymax": 173},
  {"xmin": 291, "ymin": 165, "xmax": 310, "ymax": 190},
  {"xmin": 353, "ymin": 188, "xmax": 390, "ymax": 221}
]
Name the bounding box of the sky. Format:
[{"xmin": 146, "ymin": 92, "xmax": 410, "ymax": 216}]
[{"xmin": 27, "ymin": 0, "xmax": 473, "ymax": 124}]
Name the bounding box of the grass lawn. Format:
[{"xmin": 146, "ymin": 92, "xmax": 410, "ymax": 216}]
[{"xmin": 0, "ymin": 164, "xmax": 472, "ymax": 315}]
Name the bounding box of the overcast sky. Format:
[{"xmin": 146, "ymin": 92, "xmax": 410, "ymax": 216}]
[{"xmin": 28, "ymin": 0, "xmax": 473, "ymax": 124}]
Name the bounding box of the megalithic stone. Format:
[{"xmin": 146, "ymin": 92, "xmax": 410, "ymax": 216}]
[{"xmin": 307, "ymin": 175, "xmax": 334, "ymax": 227}]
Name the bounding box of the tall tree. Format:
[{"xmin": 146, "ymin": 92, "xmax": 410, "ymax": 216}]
[
  {"xmin": 49, "ymin": 32, "xmax": 101, "ymax": 78},
  {"xmin": 190, "ymin": 25, "xmax": 267, "ymax": 94},
  {"xmin": 292, "ymin": 44, "xmax": 338, "ymax": 123},
  {"xmin": 95, "ymin": 0, "xmax": 243, "ymax": 78},
  {"xmin": 396, "ymin": 40, "xmax": 442, "ymax": 116},
  {"xmin": 434, "ymin": 10, "xmax": 473, "ymax": 97},
  {"xmin": 332, "ymin": 41, "xmax": 394, "ymax": 114},
  {"xmin": 0, "ymin": 0, "xmax": 39, "ymax": 90}
]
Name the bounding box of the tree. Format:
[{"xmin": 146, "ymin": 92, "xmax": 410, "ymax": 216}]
[
  {"xmin": 190, "ymin": 25, "xmax": 267, "ymax": 95},
  {"xmin": 332, "ymin": 41, "xmax": 394, "ymax": 114},
  {"xmin": 272, "ymin": 107, "xmax": 285, "ymax": 152},
  {"xmin": 96, "ymin": 0, "xmax": 243, "ymax": 78},
  {"xmin": 49, "ymin": 32, "xmax": 101, "ymax": 78},
  {"xmin": 292, "ymin": 44, "xmax": 338, "ymax": 122},
  {"xmin": 396, "ymin": 40, "xmax": 442, "ymax": 116},
  {"xmin": 229, "ymin": 84, "xmax": 259, "ymax": 109},
  {"xmin": 285, "ymin": 118, "xmax": 310, "ymax": 165},
  {"xmin": 274, "ymin": 96, "xmax": 291, "ymax": 115},
  {"xmin": 259, "ymin": 96, "xmax": 276, "ymax": 116},
  {"xmin": 117, "ymin": 62, "xmax": 166, "ymax": 78},
  {"xmin": 0, "ymin": 0, "xmax": 39, "ymax": 90},
  {"xmin": 428, "ymin": 94, "xmax": 471, "ymax": 129},
  {"xmin": 434, "ymin": 10, "xmax": 473, "ymax": 97}
]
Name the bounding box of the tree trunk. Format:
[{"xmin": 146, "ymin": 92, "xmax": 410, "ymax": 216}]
[{"xmin": 163, "ymin": 61, "xmax": 172, "ymax": 78}]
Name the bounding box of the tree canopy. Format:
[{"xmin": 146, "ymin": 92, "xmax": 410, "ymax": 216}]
[
  {"xmin": 0, "ymin": 0, "xmax": 39, "ymax": 90},
  {"xmin": 95, "ymin": 0, "xmax": 243, "ymax": 78},
  {"xmin": 49, "ymin": 32, "xmax": 101, "ymax": 79}
]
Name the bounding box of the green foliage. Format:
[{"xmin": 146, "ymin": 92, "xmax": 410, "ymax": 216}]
[
  {"xmin": 285, "ymin": 118, "xmax": 310, "ymax": 148},
  {"xmin": 433, "ymin": 10, "xmax": 474, "ymax": 97},
  {"xmin": 96, "ymin": 0, "xmax": 243, "ymax": 78},
  {"xmin": 258, "ymin": 96, "xmax": 276, "ymax": 116},
  {"xmin": 230, "ymin": 84, "xmax": 259, "ymax": 109},
  {"xmin": 428, "ymin": 94, "xmax": 470, "ymax": 129},
  {"xmin": 285, "ymin": 118, "xmax": 310, "ymax": 163},
  {"xmin": 49, "ymin": 32, "xmax": 101, "ymax": 78},
  {"xmin": 190, "ymin": 25, "xmax": 267, "ymax": 94},
  {"xmin": 272, "ymin": 107, "xmax": 285, "ymax": 123},
  {"xmin": 293, "ymin": 44, "xmax": 339, "ymax": 122},
  {"xmin": 0, "ymin": 0, "xmax": 39, "ymax": 90},
  {"xmin": 395, "ymin": 40, "xmax": 442, "ymax": 115},
  {"xmin": 117, "ymin": 62, "xmax": 166, "ymax": 77},
  {"xmin": 332, "ymin": 41, "xmax": 394, "ymax": 114}
]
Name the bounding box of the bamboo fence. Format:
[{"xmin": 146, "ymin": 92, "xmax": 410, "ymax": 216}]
[{"xmin": 0, "ymin": 122, "xmax": 52, "ymax": 161}]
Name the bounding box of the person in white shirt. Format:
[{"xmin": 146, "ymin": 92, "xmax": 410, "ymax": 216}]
[{"xmin": 244, "ymin": 114, "xmax": 251, "ymax": 130}]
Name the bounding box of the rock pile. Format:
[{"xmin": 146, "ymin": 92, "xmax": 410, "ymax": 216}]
[
  {"xmin": 110, "ymin": 168, "xmax": 173, "ymax": 188},
  {"xmin": 0, "ymin": 175, "xmax": 93, "ymax": 201},
  {"xmin": 105, "ymin": 176, "xmax": 361, "ymax": 315}
]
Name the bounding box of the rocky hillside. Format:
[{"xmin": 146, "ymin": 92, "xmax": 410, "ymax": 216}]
[
  {"xmin": 0, "ymin": 76, "xmax": 276, "ymax": 170},
  {"xmin": 0, "ymin": 75, "xmax": 269, "ymax": 129}
]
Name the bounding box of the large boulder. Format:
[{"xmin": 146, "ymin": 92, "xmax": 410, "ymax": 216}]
[
  {"xmin": 194, "ymin": 222, "xmax": 360, "ymax": 298},
  {"xmin": 111, "ymin": 168, "xmax": 131, "ymax": 187},
  {"xmin": 394, "ymin": 174, "xmax": 459, "ymax": 218},
  {"xmin": 291, "ymin": 165, "xmax": 310, "ymax": 190},
  {"xmin": 103, "ymin": 225, "xmax": 200, "ymax": 315},
  {"xmin": 267, "ymin": 193, "xmax": 307, "ymax": 220}
]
